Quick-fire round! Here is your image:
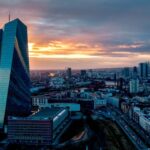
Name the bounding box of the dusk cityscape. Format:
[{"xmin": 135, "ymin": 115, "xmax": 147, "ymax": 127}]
[{"xmin": 0, "ymin": 0, "xmax": 150, "ymax": 150}]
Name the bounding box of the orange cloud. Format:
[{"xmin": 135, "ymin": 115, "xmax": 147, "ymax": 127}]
[{"xmin": 28, "ymin": 41, "xmax": 103, "ymax": 59}]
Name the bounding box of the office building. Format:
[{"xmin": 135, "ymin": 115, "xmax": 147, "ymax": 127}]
[
  {"xmin": 132, "ymin": 107, "xmax": 150, "ymax": 133},
  {"xmin": 81, "ymin": 70, "xmax": 86, "ymax": 77},
  {"xmin": 8, "ymin": 108, "xmax": 70, "ymax": 145},
  {"xmin": 139, "ymin": 62, "xmax": 149, "ymax": 78},
  {"xmin": 132, "ymin": 66, "xmax": 138, "ymax": 78},
  {"xmin": 32, "ymin": 96, "xmax": 80, "ymax": 112},
  {"xmin": 129, "ymin": 78, "xmax": 139, "ymax": 94},
  {"xmin": 66, "ymin": 67, "xmax": 72, "ymax": 79},
  {"xmin": 148, "ymin": 62, "xmax": 150, "ymax": 76},
  {"xmin": 0, "ymin": 19, "xmax": 31, "ymax": 129},
  {"xmin": 122, "ymin": 67, "xmax": 130, "ymax": 78}
]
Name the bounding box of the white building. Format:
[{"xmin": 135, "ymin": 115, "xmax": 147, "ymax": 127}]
[
  {"xmin": 132, "ymin": 107, "xmax": 150, "ymax": 133},
  {"xmin": 50, "ymin": 77, "xmax": 65, "ymax": 88},
  {"xmin": 139, "ymin": 115, "xmax": 150, "ymax": 133}
]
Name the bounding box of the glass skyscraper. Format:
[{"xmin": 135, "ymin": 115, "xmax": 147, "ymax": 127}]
[
  {"xmin": 0, "ymin": 19, "xmax": 31, "ymax": 128},
  {"xmin": 139, "ymin": 62, "xmax": 149, "ymax": 78}
]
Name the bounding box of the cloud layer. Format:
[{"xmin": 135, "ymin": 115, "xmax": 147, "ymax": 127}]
[{"xmin": 0, "ymin": 0, "xmax": 150, "ymax": 69}]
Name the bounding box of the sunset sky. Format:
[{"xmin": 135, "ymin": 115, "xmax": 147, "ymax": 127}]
[{"xmin": 0, "ymin": 0, "xmax": 150, "ymax": 70}]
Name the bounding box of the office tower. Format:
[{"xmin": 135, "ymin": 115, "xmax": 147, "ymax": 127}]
[
  {"xmin": 0, "ymin": 19, "xmax": 31, "ymax": 128},
  {"xmin": 66, "ymin": 67, "xmax": 72, "ymax": 79},
  {"xmin": 81, "ymin": 70, "xmax": 86, "ymax": 77},
  {"xmin": 139, "ymin": 62, "xmax": 149, "ymax": 78},
  {"xmin": 114, "ymin": 73, "xmax": 117, "ymax": 86},
  {"xmin": 114, "ymin": 73, "xmax": 117, "ymax": 81},
  {"xmin": 129, "ymin": 78, "xmax": 139, "ymax": 94},
  {"xmin": 148, "ymin": 62, "xmax": 150, "ymax": 76},
  {"xmin": 122, "ymin": 67, "xmax": 130, "ymax": 78},
  {"xmin": 132, "ymin": 66, "xmax": 138, "ymax": 78}
]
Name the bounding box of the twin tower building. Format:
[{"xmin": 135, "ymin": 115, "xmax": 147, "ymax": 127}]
[{"xmin": 0, "ymin": 19, "xmax": 31, "ymax": 129}]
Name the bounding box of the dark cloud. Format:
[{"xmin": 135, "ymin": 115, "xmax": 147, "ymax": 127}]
[{"xmin": 0, "ymin": 0, "xmax": 150, "ymax": 69}]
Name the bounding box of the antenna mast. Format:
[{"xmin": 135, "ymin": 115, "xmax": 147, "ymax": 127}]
[{"xmin": 9, "ymin": 11, "xmax": 10, "ymax": 22}]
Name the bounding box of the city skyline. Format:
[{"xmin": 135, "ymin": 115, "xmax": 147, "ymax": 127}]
[{"xmin": 0, "ymin": 0, "xmax": 150, "ymax": 70}]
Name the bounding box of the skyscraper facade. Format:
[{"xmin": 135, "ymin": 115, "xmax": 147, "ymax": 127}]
[
  {"xmin": 81, "ymin": 70, "xmax": 87, "ymax": 78},
  {"xmin": 132, "ymin": 66, "xmax": 138, "ymax": 78},
  {"xmin": 139, "ymin": 62, "xmax": 149, "ymax": 78},
  {"xmin": 0, "ymin": 19, "xmax": 31, "ymax": 128},
  {"xmin": 66, "ymin": 67, "xmax": 72, "ymax": 79},
  {"xmin": 122, "ymin": 67, "xmax": 130, "ymax": 78},
  {"xmin": 129, "ymin": 78, "xmax": 139, "ymax": 94}
]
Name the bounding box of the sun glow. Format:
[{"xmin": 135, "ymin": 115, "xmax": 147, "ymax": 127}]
[{"xmin": 28, "ymin": 41, "xmax": 102, "ymax": 59}]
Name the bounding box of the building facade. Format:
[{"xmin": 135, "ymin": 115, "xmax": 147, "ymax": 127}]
[
  {"xmin": 32, "ymin": 96, "xmax": 80, "ymax": 112},
  {"xmin": 122, "ymin": 67, "xmax": 130, "ymax": 78},
  {"xmin": 66, "ymin": 67, "xmax": 72, "ymax": 79},
  {"xmin": 129, "ymin": 78, "xmax": 139, "ymax": 94},
  {"xmin": 139, "ymin": 62, "xmax": 149, "ymax": 78},
  {"xmin": 8, "ymin": 108, "xmax": 70, "ymax": 145},
  {"xmin": 0, "ymin": 19, "xmax": 31, "ymax": 128}
]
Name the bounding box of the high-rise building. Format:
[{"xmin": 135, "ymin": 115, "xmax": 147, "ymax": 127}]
[
  {"xmin": 148, "ymin": 62, "xmax": 150, "ymax": 76},
  {"xmin": 122, "ymin": 67, "xmax": 130, "ymax": 78},
  {"xmin": 0, "ymin": 19, "xmax": 31, "ymax": 128},
  {"xmin": 129, "ymin": 78, "xmax": 139, "ymax": 94},
  {"xmin": 132, "ymin": 66, "xmax": 138, "ymax": 78},
  {"xmin": 66, "ymin": 67, "xmax": 72, "ymax": 79},
  {"xmin": 81, "ymin": 69, "xmax": 86, "ymax": 77},
  {"xmin": 139, "ymin": 62, "xmax": 149, "ymax": 78}
]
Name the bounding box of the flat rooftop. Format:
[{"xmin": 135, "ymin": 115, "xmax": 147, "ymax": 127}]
[{"xmin": 9, "ymin": 107, "xmax": 65, "ymax": 121}]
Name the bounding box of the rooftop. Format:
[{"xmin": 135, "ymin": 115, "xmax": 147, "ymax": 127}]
[{"xmin": 9, "ymin": 107, "xmax": 65, "ymax": 121}]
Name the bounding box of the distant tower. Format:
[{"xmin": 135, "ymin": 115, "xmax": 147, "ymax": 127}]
[
  {"xmin": 66, "ymin": 68, "xmax": 72, "ymax": 79},
  {"xmin": 8, "ymin": 11, "xmax": 11, "ymax": 22},
  {"xmin": 129, "ymin": 78, "xmax": 139, "ymax": 94},
  {"xmin": 122, "ymin": 67, "xmax": 130, "ymax": 79},
  {"xmin": 132, "ymin": 66, "xmax": 138, "ymax": 78},
  {"xmin": 81, "ymin": 70, "xmax": 86, "ymax": 78},
  {"xmin": 117, "ymin": 78, "xmax": 124, "ymax": 90},
  {"xmin": 139, "ymin": 62, "xmax": 149, "ymax": 78}
]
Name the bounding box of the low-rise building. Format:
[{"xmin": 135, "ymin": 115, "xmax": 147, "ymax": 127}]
[
  {"xmin": 121, "ymin": 101, "xmax": 130, "ymax": 113},
  {"xmin": 94, "ymin": 98, "xmax": 107, "ymax": 108},
  {"xmin": 139, "ymin": 115, "xmax": 150, "ymax": 133},
  {"xmin": 32, "ymin": 96, "xmax": 80, "ymax": 112},
  {"xmin": 131, "ymin": 107, "xmax": 150, "ymax": 133},
  {"xmin": 107, "ymin": 97, "xmax": 119, "ymax": 108},
  {"xmin": 8, "ymin": 107, "xmax": 70, "ymax": 145},
  {"xmin": 50, "ymin": 77, "xmax": 65, "ymax": 88}
]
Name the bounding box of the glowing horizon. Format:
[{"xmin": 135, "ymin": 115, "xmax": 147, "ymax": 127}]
[{"xmin": 0, "ymin": 0, "xmax": 150, "ymax": 70}]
